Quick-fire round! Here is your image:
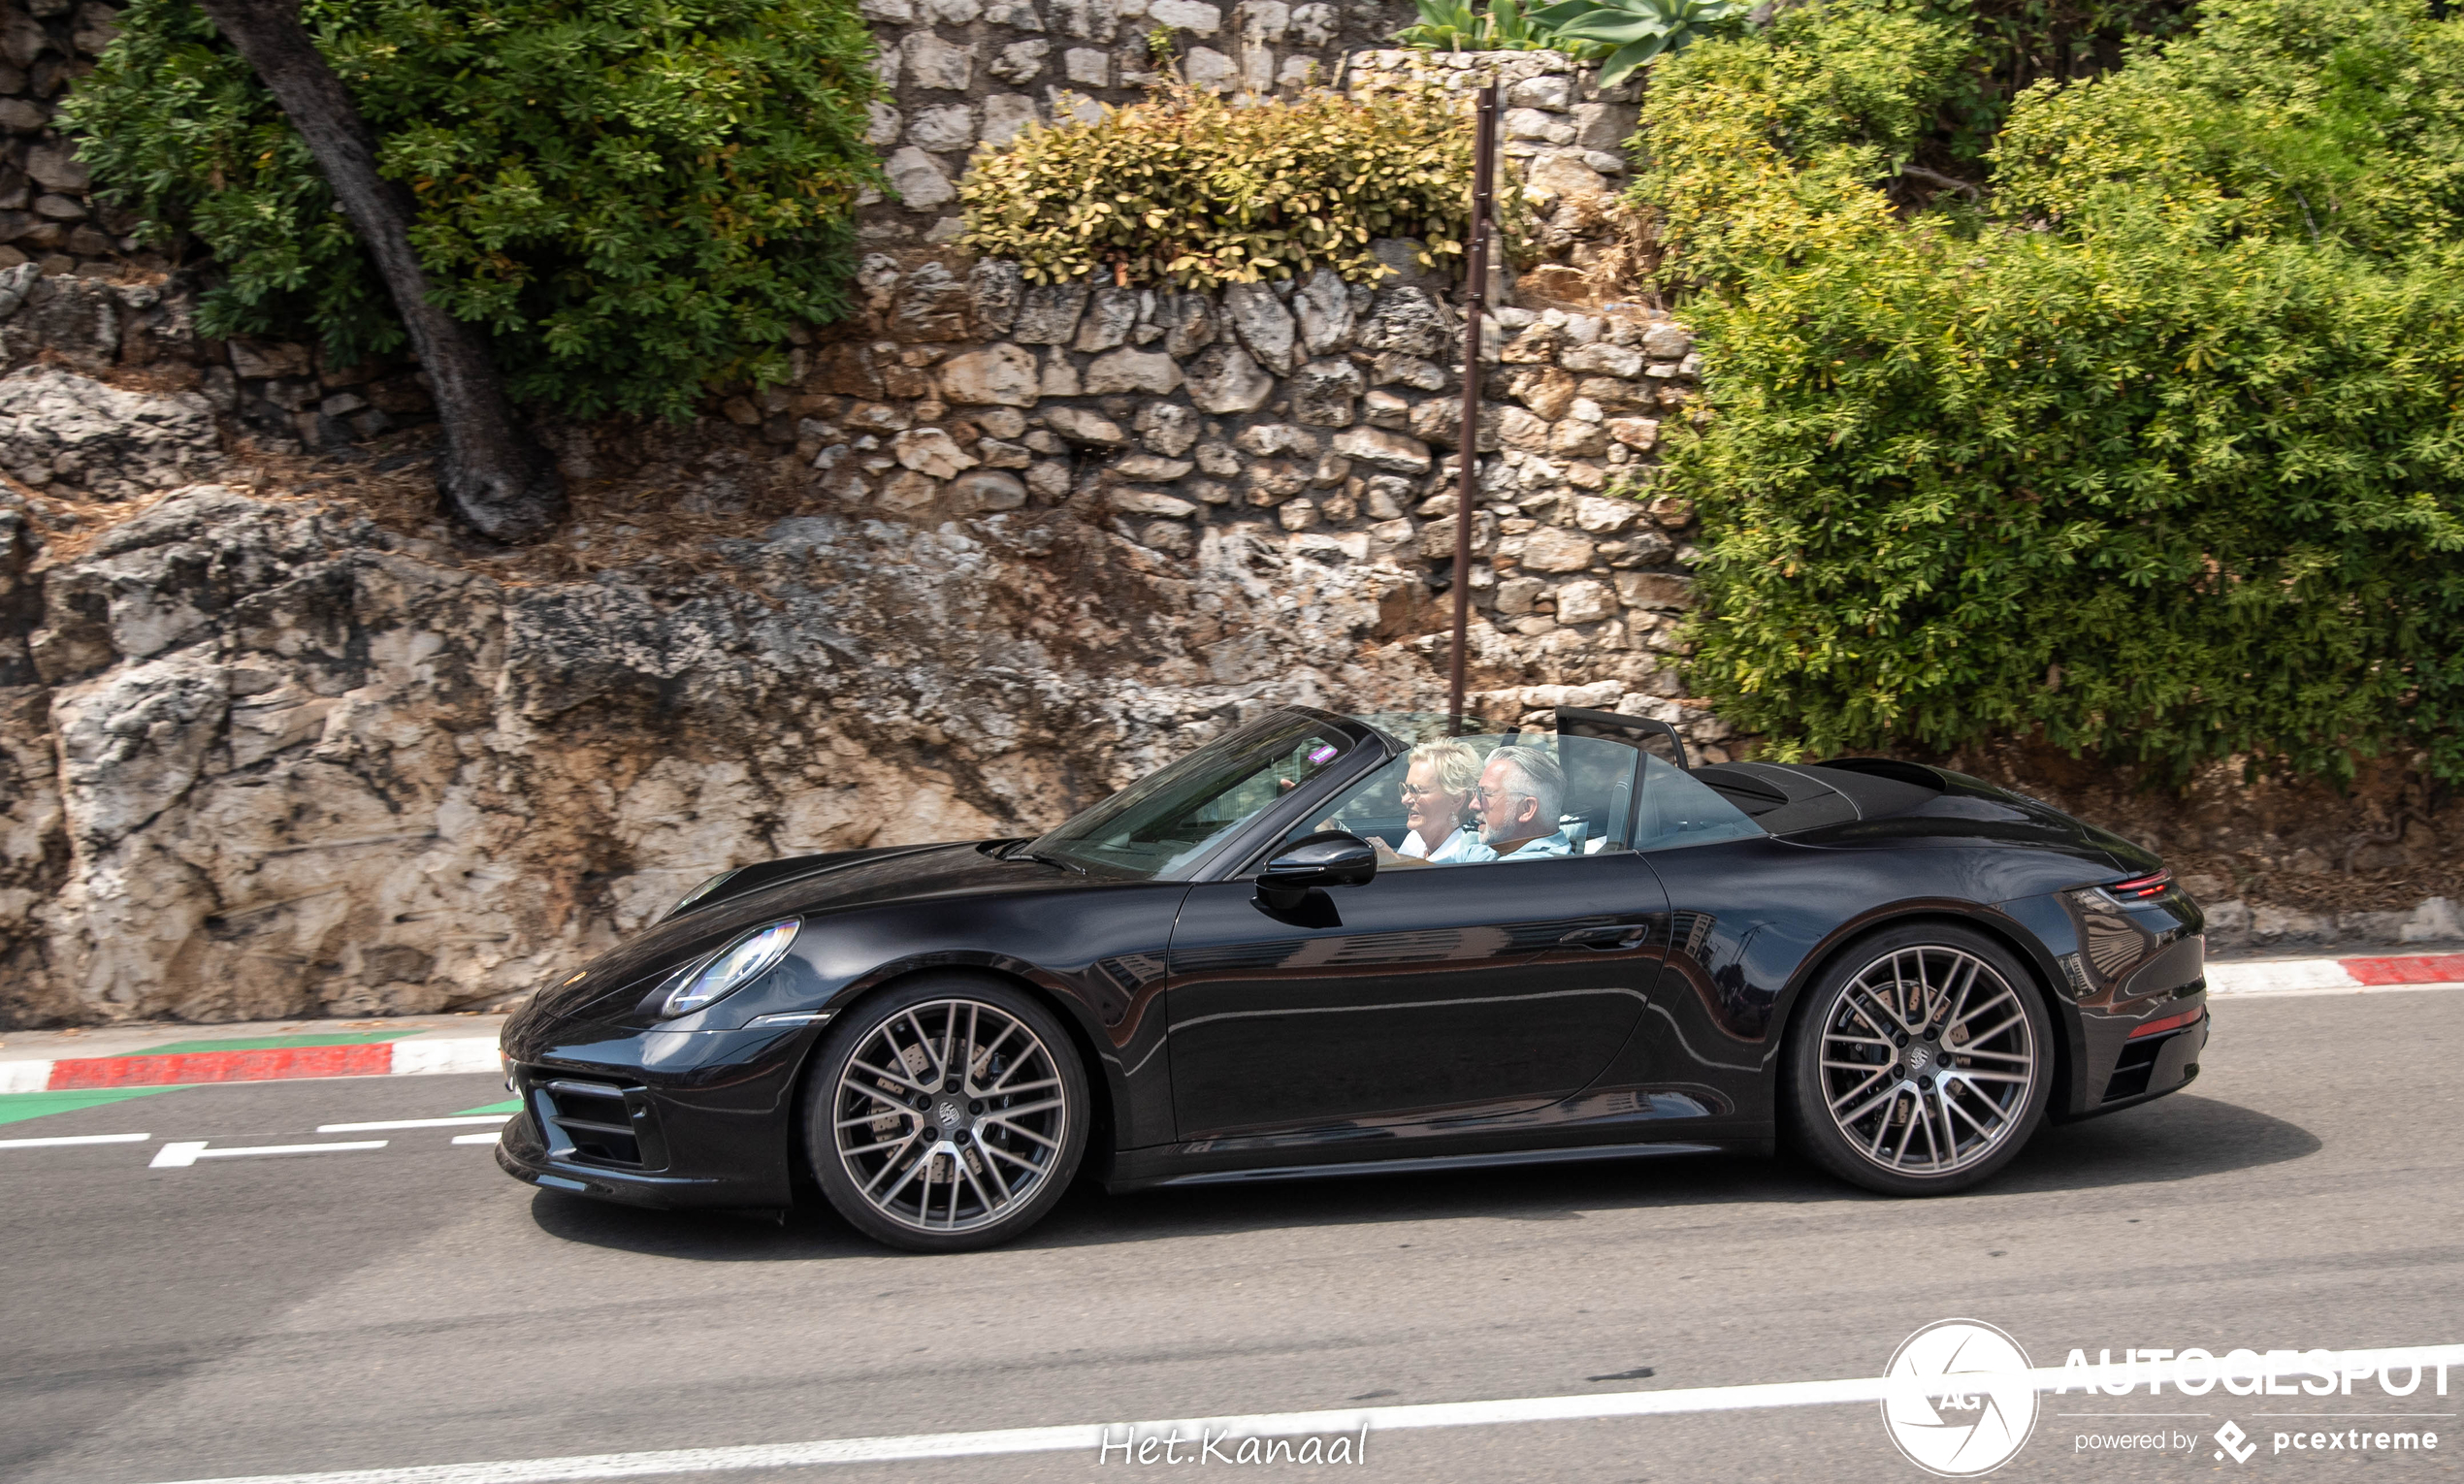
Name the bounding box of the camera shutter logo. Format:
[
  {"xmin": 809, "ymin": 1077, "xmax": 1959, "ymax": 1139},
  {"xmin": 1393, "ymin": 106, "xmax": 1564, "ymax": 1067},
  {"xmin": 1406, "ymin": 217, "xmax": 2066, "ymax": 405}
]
[{"xmin": 1882, "ymin": 1319, "xmax": 2040, "ymax": 1476}]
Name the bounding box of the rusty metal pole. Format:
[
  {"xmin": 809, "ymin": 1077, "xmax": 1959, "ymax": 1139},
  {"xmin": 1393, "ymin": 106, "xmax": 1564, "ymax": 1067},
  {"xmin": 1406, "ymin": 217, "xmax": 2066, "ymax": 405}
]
[{"xmin": 1448, "ymin": 81, "xmax": 1498, "ymax": 735}]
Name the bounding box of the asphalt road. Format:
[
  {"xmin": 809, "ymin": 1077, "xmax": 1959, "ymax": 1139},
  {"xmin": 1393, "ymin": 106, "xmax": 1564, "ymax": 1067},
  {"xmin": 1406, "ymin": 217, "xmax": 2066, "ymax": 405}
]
[{"xmin": 5, "ymin": 987, "xmax": 2460, "ymax": 1484}]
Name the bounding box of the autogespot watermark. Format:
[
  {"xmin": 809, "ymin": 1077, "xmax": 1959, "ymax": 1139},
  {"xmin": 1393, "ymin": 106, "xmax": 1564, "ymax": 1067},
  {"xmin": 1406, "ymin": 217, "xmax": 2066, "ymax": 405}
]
[
  {"xmin": 1886, "ymin": 1323, "xmax": 2453, "ymax": 1475},
  {"xmin": 1096, "ymin": 1424, "xmax": 1368, "ymax": 1466},
  {"xmin": 1883, "ymin": 1319, "xmax": 2042, "ymax": 1476},
  {"xmin": 2055, "ymin": 1346, "xmax": 2446, "ymax": 1465}
]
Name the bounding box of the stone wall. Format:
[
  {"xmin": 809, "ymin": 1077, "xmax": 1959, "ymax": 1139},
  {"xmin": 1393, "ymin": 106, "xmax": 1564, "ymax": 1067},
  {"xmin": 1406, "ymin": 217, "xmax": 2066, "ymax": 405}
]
[
  {"xmin": 772, "ymin": 247, "xmax": 1726, "ymax": 749},
  {"xmin": 0, "ymin": 0, "xmax": 440, "ymax": 468},
  {"xmin": 0, "ymin": 0, "xmax": 126, "ymax": 277},
  {"xmin": 0, "ymin": 264, "xmax": 438, "ymax": 478},
  {"xmin": 854, "ymin": 0, "xmax": 1411, "ymax": 248},
  {"xmin": 1346, "ymin": 48, "xmax": 1637, "ymax": 210},
  {"xmin": 0, "ymin": 0, "xmax": 1433, "ymax": 267}
]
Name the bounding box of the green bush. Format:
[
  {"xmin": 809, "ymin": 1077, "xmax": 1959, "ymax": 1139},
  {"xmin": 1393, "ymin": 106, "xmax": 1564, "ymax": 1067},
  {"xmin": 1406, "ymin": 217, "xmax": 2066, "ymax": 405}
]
[
  {"xmin": 62, "ymin": 0, "xmax": 881, "ymax": 419},
  {"xmin": 1634, "ymin": 0, "xmax": 2464, "ymax": 784},
  {"xmin": 960, "ymin": 85, "xmax": 1481, "ymax": 288}
]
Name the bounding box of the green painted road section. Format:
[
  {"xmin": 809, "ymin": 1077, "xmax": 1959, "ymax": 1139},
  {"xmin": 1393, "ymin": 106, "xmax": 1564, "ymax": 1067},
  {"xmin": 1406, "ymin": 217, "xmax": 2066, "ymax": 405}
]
[
  {"xmin": 0, "ymin": 1086, "xmax": 192, "ymax": 1127},
  {"xmin": 454, "ymin": 1098, "xmax": 524, "ymax": 1115},
  {"xmin": 134, "ymin": 1030, "xmax": 425, "ymax": 1056}
]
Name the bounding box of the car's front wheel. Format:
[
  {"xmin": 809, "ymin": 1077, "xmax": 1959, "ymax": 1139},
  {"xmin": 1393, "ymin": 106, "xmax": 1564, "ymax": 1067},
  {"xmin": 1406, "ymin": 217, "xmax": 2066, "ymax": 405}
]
[
  {"xmin": 1784, "ymin": 924, "xmax": 2053, "ymax": 1197},
  {"xmin": 803, "ymin": 976, "xmax": 1088, "ymax": 1252}
]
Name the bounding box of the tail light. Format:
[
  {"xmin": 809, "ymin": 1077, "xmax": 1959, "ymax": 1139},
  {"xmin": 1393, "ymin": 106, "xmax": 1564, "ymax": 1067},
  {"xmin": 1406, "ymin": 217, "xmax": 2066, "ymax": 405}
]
[{"xmin": 2104, "ymin": 869, "xmax": 2173, "ymax": 901}]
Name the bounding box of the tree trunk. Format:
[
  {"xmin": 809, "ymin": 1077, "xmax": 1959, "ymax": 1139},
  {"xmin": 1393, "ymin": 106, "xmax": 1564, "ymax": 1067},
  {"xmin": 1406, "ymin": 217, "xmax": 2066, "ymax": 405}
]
[{"xmin": 193, "ymin": 0, "xmax": 564, "ymax": 543}]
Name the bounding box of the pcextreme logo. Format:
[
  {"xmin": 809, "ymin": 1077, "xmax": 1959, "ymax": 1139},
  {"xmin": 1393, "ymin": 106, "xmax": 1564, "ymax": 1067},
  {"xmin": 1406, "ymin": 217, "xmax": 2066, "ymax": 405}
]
[
  {"xmin": 1881, "ymin": 1319, "xmax": 2040, "ymax": 1477},
  {"xmin": 2215, "ymin": 1421, "xmax": 2257, "ymax": 1463}
]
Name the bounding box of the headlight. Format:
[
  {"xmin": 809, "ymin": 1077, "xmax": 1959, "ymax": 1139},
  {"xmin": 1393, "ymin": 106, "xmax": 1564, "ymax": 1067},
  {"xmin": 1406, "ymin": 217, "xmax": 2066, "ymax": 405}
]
[
  {"xmin": 668, "ymin": 868, "xmax": 739, "ymax": 919},
  {"xmin": 661, "ymin": 919, "xmax": 800, "ymax": 1017}
]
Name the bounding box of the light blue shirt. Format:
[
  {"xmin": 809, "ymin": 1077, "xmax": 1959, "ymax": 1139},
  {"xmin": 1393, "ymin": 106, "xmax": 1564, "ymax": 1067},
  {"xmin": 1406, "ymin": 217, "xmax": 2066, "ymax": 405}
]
[{"xmin": 1494, "ymin": 830, "xmax": 1575, "ymax": 860}]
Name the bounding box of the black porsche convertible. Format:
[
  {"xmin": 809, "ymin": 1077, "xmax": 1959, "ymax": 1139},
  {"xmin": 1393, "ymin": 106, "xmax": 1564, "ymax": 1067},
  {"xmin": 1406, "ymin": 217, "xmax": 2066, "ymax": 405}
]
[{"xmin": 496, "ymin": 705, "xmax": 2209, "ymax": 1251}]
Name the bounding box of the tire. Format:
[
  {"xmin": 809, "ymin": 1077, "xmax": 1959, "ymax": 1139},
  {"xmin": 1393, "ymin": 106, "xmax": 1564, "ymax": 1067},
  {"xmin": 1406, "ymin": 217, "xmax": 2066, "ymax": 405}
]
[
  {"xmin": 1783, "ymin": 923, "xmax": 2054, "ymax": 1197},
  {"xmin": 803, "ymin": 974, "xmax": 1088, "ymax": 1252}
]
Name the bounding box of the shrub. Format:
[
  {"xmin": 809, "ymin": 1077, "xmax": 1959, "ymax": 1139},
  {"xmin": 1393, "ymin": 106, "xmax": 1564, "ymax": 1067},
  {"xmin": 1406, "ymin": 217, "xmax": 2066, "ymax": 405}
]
[
  {"xmin": 1633, "ymin": 0, "xmax": 2464, "ymax": 784},
  {"xmin": 63, "ymin": 0, "xmax": 882, "ymax": 420},
  {"xmin": 959, "ymin": 85, "xmax": 1482, "ymax": 288}
]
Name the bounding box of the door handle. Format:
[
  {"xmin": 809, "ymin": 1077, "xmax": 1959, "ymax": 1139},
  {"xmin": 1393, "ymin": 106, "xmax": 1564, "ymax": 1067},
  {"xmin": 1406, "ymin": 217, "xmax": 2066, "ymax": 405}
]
[{"xmin": 1559, "ymin": 923, "xmax": 1649, "ymax": 951}]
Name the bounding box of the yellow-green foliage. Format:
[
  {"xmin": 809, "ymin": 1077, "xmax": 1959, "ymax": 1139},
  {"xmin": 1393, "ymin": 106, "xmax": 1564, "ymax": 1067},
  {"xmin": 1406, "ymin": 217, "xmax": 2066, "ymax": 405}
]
[
  {"xmin": 1633, "ymin": 2, "xmax": 1970, "ymax": 285},
  {"xmin": 1633, "ymin": 0, "xmax": 2464, "ymax": 786},
  {"xmin": 960, "ymin": 86, "xmax": 1478, "ymax": 287}
]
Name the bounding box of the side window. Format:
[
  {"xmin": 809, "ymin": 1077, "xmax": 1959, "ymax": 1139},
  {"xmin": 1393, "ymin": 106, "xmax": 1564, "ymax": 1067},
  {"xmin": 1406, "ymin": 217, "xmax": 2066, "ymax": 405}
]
[
  {"xmin": 1307, "ymin": 754, "xmax": 1413, "ymax": 846},
  {"xmin": 1634, "ymin": 754, "xmax": 1765, "ymax": 852},
  {"xmin": 1278, "ymin": 735, "xmax": 1643, "ymax": 867}
]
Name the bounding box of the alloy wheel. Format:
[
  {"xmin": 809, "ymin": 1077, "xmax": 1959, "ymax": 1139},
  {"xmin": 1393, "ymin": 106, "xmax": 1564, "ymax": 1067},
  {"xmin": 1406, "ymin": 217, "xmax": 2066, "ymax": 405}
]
[
  {"xmin": 829, "ymin": 997, "xmax": 1071, "ymax": 1236},
  {"xmin": 1815, "ymin": 945, "xmax": 2040, "ymax": 1178}
]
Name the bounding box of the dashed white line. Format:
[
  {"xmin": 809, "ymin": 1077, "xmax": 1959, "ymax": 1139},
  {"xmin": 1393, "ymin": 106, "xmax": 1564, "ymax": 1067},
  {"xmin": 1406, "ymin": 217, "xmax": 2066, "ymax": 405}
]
[
  {"xmin": 0, "ymin": 1131, "xmax": 151, "ymax": 1149},
  {"xmin": 318, "ymin": 1116, "xmax": 513, "ymax": 1133},
  {"xmin": 450, "ymin": 1132, "xmax": 502, "ymax": 1145},
  {"xmin": 150, "ymin": 1140, "xmax": 389, "ymax": 1168}
]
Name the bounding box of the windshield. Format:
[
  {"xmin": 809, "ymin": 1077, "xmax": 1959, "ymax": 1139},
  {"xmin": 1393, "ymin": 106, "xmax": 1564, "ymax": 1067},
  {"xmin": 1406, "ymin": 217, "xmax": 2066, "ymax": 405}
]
[{"xmin": 1021, "ymin": 713, "xmax": 1363, "ymax": 879}]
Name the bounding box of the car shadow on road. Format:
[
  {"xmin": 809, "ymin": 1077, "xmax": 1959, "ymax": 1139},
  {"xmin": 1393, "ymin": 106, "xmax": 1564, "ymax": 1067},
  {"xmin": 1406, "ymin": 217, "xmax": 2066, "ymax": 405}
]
[
  {"xmin": 526, "ymin": 1188, "xmax": 879, "ymax": 1261},
  {"xmin": 1044, "ymin": 1093, "xmax": 2318, "ymax": 1245},
  {"xmin": 523, "ymin": 1093, "xmax": 2318, "ymax": 1261},
  {"xmin": 1994, "ymin": 1091, "xmax": 2321, "ymax": 1193}
]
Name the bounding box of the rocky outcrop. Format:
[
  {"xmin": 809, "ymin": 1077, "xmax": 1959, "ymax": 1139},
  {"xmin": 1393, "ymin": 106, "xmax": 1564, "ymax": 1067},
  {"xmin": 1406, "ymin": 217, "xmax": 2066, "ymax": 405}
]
[
  {"xmin": 2, "ymin": 478, "xmax": 1541, "ymax": 1024},
  {"xmin": 0, "ymin": 365, "xmax": 217, "ymax": 498}
]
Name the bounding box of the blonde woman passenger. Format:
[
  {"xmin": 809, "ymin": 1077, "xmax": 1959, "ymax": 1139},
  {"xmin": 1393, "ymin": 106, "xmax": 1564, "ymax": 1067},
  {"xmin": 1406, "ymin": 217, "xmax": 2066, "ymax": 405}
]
[{"xmin": 1378, "ymin": 738, "xmax": 1486, "ymax": 866}]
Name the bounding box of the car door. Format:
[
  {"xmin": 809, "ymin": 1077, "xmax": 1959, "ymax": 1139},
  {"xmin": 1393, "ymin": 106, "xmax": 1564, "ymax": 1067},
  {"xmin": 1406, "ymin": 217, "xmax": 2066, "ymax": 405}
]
[{"xmin": 1160, "ymin": 735, "xmax": 1670, "ymax": 1145}]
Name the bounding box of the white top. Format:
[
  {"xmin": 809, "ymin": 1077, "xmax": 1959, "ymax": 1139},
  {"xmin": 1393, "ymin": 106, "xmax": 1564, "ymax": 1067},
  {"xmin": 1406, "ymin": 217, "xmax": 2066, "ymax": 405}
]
[{"xmin": 1396, "ymin": 826, "xmax": 1487, "ymax": 864}]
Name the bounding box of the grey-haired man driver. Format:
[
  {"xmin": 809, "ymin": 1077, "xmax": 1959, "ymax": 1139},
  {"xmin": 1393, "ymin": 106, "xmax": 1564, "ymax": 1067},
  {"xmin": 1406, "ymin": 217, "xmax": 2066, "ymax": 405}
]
[{"xmin": 1462, "ymin": 744, "xmax": 1575, "ymax": 862}]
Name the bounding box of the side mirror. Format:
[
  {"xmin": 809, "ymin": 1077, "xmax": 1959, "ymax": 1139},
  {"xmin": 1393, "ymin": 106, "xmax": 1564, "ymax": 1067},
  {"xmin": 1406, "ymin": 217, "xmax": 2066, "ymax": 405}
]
[{"xmin": 1256, "ymin": 830, "xmax": 1378, "ymax": 907}]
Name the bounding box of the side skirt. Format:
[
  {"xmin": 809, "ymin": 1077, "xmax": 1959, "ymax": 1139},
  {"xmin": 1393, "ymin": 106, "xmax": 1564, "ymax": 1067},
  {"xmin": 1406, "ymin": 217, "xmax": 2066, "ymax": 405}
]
[{"xmin": 1119, "ymin": 1138, "xmax": 1730, "ymax": 1192}]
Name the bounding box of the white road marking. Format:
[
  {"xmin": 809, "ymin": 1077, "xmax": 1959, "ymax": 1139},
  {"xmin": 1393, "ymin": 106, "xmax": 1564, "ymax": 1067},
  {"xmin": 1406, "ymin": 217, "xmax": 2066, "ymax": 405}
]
[
  {"xmin": 139, "ymin": 1343, "xmax": 2464, "ymax": 1484},
  {"xmin": 2208, "ymin": 981, "xmax": 2464, "ymax": 1000},
  {"xmin": 2209, "ymin": 957, "xmax": 2362, "ymax": 993},
  {"xmin": 451, "ymin": 1132, "xmax": 502, "ymax": 1145},
  {"xmin": 149, "ymin": 1140, "xmax": 388, "ymax": 1168},
  {"xmin": 0, "ymin": 1131, "xmax": 151, "ymax": 1149},
  {"xmin": 318, "ymin": 1116, "xmax": 513, "ymax": 1133},
  {"xmin": 388, "ymin": 1040, "xmax": 503, "ymax": 1076}
]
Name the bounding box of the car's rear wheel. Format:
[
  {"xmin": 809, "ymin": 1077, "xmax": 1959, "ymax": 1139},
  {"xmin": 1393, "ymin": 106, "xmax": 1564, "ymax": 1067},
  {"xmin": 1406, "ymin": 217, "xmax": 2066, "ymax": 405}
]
[
  {"xmin": 803, "ymin": 975, "xmax": 1087, "ymax": 1252},
  {"xmin": 1784, "ymin": 924, "xmax": 2053, "ymax": 1197}
]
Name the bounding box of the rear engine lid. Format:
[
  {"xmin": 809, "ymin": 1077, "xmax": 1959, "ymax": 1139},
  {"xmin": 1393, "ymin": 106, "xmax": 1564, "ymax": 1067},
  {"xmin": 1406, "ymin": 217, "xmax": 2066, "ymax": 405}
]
[{"xmin": 1691, "ymin": 759, "xmax": 1941, "ymax": 834}]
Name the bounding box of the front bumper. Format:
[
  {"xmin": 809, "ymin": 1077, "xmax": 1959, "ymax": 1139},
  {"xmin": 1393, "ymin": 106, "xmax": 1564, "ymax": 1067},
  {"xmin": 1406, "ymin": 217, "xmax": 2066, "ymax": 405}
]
[{"xmin": 492, "ymin": 1016, "xmax": 827, "ymax": 1210}]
